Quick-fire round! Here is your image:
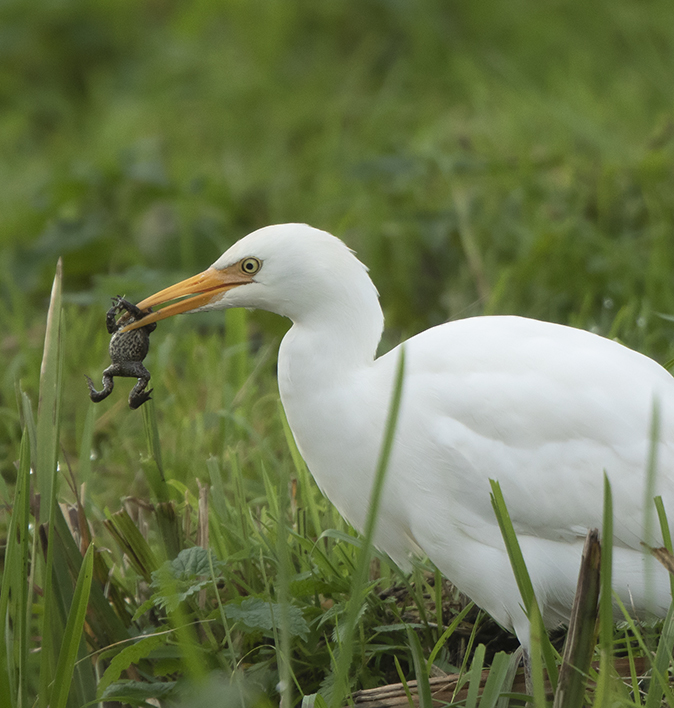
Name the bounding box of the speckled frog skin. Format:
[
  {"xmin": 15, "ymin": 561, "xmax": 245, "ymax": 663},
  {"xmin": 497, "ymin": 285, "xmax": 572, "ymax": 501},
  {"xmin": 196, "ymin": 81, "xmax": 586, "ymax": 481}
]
[{"xmin": 86, "ymin": 297, "xmax": 157, "ymax": 409}]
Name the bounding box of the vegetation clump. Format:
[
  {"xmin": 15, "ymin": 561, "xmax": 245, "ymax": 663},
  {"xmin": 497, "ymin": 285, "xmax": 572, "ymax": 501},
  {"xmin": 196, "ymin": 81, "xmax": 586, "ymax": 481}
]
[{"xmin": 1, "ymin": 1, "xmax": 674, "ymax": 705}]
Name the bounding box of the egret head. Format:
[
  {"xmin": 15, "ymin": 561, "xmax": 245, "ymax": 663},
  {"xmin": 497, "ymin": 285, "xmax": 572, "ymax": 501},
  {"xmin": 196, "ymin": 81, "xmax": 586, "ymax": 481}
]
[{"xmin": 122, "ymin": 223, "xmax": 375, "ymax": 331}]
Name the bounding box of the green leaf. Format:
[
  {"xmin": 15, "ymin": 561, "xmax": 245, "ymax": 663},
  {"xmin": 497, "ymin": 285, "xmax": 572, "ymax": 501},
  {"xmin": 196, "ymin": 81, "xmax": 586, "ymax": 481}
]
[
  {"xmin": 375, "ymin": 622, "xmax": 426, "ymax": 633},
  {"xmin": 97, "ymin": 634, "xmax": 168, "ymax": 698},
  {"xmin": 644, "ymin": 604, "xmax": 674, "ymax": 708},
  {"xmin": 150, "ymin": 576, "xmax": 210, "ymax": 613},
  {"xmin": 528, "ymin": 603, "xmax": 548, "ymax": 708},
  {"xmin": 141, "ymin": 400, "xmax": 169, "ymax": 502},
  {"xmin": 654, "ymin": 496, "xmax": 674, "ymax": 599},
  {"xmin": 223, "ymin": 597, "xmax": 309, "ymax": 640},
  {"xmin": 465, "ymin": 643, "xmax": 485, "ymax": 708},
  {"xmin": 426, "ymin": 601, "xmax": 474, "ymax": 671},
  {"xmin": 0, "ymin": 430, "xmax": 32, "ymax": 707},
  {"xmin": 489, "ymin": 479, "xmax": 558, "ymax": 691},
  {"xmin": 614, "ymin": 595, "xmax": 674, "ymax": 706},
  {"xmin": 131, "ymin": 598, "xmax": 157, "ymax": 622},
  {"xmin": 407, "ymin": 626, "xmax": 433, "ymax": 708},
  {"xmin": 50, "ymin": 543, "xmax": 95, "ymax": 708},
  {"xmin": 489, "ymin": 480, "xmax": 535, "ymax": 610},
  {"xmin": 38, "ymin": 261, "xmax": 68, "ymax": 708},
  {"xmin": 170, "ymin": 546, "xmax": 219, "ymax": 578},
  {"xmin": 479, "ymin": 652, "xmax": 512, "ymax": 708},
  {"xmin": 35, "ymin": 258, "xmax": 64, "ymax": 523},
  {"xmin": 99, "ymin": 679, "xmax": 177, "ymax": 704},
  {"xmin": 77, "ymin": 402, "xmax": 96, "ymax": 488},
  {"xmin": 150, "ymin": 547, "xmax": 224, "ymax": 612},
  {"xmin": 302, "ymin": 694, "xmax": 329, "ymax": 708},
  {"xmin": 594, "ymin": 474, "xmax": 614, "ymax": 708},
  {"xmin": 104, "ymin": 507, "xmax": 160, "ymax": 583},
  {"xmin": 288, "ymin": 571, "xmax": 334, "ymax": 598},
  {"xmin": 393, "ymin": 654, "xmax": 415, "ymax": 707},
  {"xmin": 330, "ymin": 348, "xmax": 406, "ymax": 708}
]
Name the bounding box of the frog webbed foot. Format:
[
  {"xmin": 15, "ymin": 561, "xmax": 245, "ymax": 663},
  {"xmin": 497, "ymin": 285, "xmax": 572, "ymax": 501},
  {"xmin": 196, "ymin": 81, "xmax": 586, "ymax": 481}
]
[
  {"xmin": 114, "ymin": 297, "xmax": 145, "ymax": 320},
  {"xmin": 128, "ymin": 381, "xmax": 153, "ymax": 409},
  {"xmin": 85, "ymin": 373, "xmax": 114, "ymax": 403}
]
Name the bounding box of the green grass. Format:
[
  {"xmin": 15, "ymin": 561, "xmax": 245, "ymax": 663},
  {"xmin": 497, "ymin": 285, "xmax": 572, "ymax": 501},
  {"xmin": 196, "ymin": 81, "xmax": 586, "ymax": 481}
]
[{"xmin": 1, "ymin": 0, "xmax": 674, "ymax": 705}]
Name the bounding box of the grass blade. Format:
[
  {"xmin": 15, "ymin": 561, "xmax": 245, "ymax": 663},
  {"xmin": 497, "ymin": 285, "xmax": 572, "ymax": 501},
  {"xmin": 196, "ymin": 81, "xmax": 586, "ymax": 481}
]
[
  {"xmin": 489, "ymin": 480, "xmax": 534, "ymax": 609},
  {"xmin": 35, "ymin": 258, "xmax": 64, "ymax": 522},
  {"xmin": 0, "ymin": 431, "xmax": 32, "ymax": 707},
  {"xmin": 479, "ymin": 651, "xmax": 511, "ymax": 708},
  {"xmin": 329, "ymin": 347, "xmax": 406, "ymax": 707},
  {"xmin": 528, "ymin": 602, "xmax": 548, "ymax": 708},
  {"xmin": 37, "ymin": 261, "xmax": 65, "ymax": 708},
  {"xmin": 426, "ymin": 601, "xmax": 474, "ymax": 671},
  {"xmin": 279, "ymin": 403, "xmax": 324, "ymax": 540},
  {"xmin": 104, "ymin": 507, "xmax": 160, "ymax": 583},
  {"xmin": 465, "ymin": 643, "xmax": 485, "ymax": 708},
  {"xmin": 77, "ymin": 403, "xmax": 96, "ymax": 493},
  {"xmin": 644, "ymin": 603, "xmax": 674, "ymax": 708},
  {"xmin": 654, "ymin": 495, "xmax": 674, "ymax": 599},
  {"xmin": 275, "ymin": 457, "xmax": 293, "ymax": 708},
  {"xmin": 225, "ymin": 307, "xmax": 249, "ymax": 391},
  {"xmin": 49, "ymin": 544, "xmax": 95, "ymax": 708},
  {"xmin": 96, "ymin": 633, "xmax": 167, "ymax": 699},
  {"xmin": 141, "ymin": 399, "xmax": 169, "ymax": 502},
  {"xmin": 489, "ymin": 479, "xmax": 558, "ymax": 691},
  {"xmin": 393, "ymin": 655, "xmax": 415, "ymax": 707},
  {"xmin": 594, "ymin": 473, "xmax": 614, "ymax": 708},
  {"xmin": 495, "ymin": 652, "xmax": 522, "ymax": 708},
  {"xmin": 406, "ymin": 626, "xmax": 433, "ymax": 708},
  {"xmin": 614, "ymin": 594, "xmax": 674, "ymax": 706}
]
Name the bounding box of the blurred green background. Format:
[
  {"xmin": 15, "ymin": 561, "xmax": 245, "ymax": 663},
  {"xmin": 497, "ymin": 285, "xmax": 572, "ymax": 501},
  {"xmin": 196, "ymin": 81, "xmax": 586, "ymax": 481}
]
[
  {"xmin": 2, "ymin": 0, "xmax": 674, "ymax": 478},
  {"xmin": 1, "ymin": 2, "xmax": 674, "ymax": 702}
]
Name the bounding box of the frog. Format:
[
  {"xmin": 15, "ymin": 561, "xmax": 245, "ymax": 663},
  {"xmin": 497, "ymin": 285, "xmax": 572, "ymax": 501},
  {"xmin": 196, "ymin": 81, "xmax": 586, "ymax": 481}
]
[{"xmin": 85, "ymin": 296, "xmax": 157, "ymax": 409}]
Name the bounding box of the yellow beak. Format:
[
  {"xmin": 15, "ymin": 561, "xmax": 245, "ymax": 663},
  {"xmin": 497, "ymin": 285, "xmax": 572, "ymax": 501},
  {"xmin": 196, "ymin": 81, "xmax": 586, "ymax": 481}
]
[{"xmin": 120, "ymin": 264, "xmax": 253, "ymax": 332}]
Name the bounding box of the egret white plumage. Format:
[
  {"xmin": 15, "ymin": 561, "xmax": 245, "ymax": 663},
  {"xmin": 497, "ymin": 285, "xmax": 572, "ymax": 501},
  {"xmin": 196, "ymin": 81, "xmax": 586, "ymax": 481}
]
[{"xmin": 126, "ymin": 223, "xmax": 674, "ymax": 647}]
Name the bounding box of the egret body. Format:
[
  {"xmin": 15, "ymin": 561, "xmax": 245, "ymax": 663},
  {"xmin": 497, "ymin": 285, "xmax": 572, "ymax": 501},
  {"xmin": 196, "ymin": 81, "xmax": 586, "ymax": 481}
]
[{"xmin": 127, "ymin": 223, "xmax": 674, "ymax": 646}]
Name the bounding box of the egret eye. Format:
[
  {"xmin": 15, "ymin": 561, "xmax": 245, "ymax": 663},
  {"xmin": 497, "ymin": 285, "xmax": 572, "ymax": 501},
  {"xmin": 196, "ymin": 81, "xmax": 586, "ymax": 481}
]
[{"xmin": 240, "ymin": 257, "xmax": 261, "ymax": 275}]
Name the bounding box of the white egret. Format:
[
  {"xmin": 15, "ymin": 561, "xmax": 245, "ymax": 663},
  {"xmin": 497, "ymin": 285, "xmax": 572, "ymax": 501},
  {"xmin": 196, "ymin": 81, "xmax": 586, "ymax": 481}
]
[{"xmin": 125, "ymin": 223, "xmax": 674, "ymax": 646}]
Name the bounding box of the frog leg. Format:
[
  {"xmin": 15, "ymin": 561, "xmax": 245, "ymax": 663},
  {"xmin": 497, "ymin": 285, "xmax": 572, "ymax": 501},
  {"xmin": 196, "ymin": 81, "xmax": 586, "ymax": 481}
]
[
  {"xmin": 125, "ymin": 363, "xmax": 153, "ymax": 409},
  {"xmin": 85, "ymin": 367, "xmax": 115, "ymax": 403}
]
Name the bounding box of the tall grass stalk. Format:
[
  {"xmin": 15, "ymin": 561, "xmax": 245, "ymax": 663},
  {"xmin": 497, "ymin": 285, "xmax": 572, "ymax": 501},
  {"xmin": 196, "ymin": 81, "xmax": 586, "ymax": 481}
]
[
  {"xmin": 2, "ymin": 3, "xmax": 674, "ymax": 704},
  {"xmin": 36, "ymin": 260, "xmax": 66, "ymax": 707},
  {"xmin": 329, "ymin": 348, "xmax": 406, "ymax": 707},
  {"xmin": 141, "ymin": 400, "xmax": 169, "ymax": 502},
  {"xmin": 643, "ymin": 497, "xmax": 674, "ymax": 708},
  {"xmin": 406, "ymin": 626, "xmax": 433, "ymax": 708},
  {"xmin": 593, "ymin": 474, "xmax": 614, "ymax": 708},
  {"xmin": 464, "ymin": 642, "xmax": 486, "ymax": 708},
  {"xmin": 35, "ymin": 259, "xmax": 64, "ymax": 519},
  {"xmin": 614, "ymin": 595, "xmax": 674, "ymax": 707},
  {"xmin": 274, "ymin": 454, "xmax": 293, "ymax": 707},
  {"xmin": 50, "ymin": 543, "xmax": 94, "ymax": 708},
  {"xmin": 654, "ymin": 495, "xmax": 674, "ymax": 599},
  {"xmin": 643, "ymin": 402, "xmax": 660, "ymax": 616},
  {"xmin": 489, "ymin": 479, "xmax": 559, "ymax": 692},
  {"xmin": 225, "ymin": 308, "xmax": 250, "ymax": 392},
  {"xmin": 0, "ymin": 431, "xmax": 31, "ymax": 707}
]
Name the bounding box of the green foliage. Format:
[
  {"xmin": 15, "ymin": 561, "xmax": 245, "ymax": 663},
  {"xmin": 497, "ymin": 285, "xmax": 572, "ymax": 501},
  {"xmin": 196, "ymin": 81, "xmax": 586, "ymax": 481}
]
[
  {"xmin": 221, "ymin": 597, "xmax": 309, "ymax": 642},
  {"xmin": 489, "ymin": 479, "xmax": 559, "ymax": 692},
  {"xmin": 99, "ymin": 679, "xmax": 178, "ymax": 705},
  {"xmin": 1, "ymin": 0, "xmax": 674, "ymax": 705},
  {"xmin": 97, "ymin": 634, "xmax": 168, "ymax": 699},
  {"xmin": 51, "ymin": 543, "xmax": 95, "ymax": 708}
]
